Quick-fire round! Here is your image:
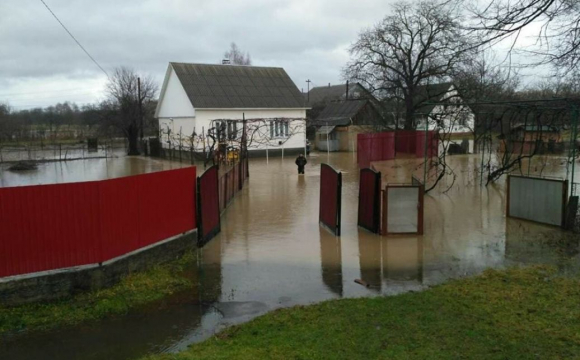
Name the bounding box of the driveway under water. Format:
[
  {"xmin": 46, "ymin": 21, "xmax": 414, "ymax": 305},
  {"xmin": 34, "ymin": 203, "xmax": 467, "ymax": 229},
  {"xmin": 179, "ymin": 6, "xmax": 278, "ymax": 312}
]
[{"xmin": 1, "ymin": 152, "xmax": 579, "ymax": 360}]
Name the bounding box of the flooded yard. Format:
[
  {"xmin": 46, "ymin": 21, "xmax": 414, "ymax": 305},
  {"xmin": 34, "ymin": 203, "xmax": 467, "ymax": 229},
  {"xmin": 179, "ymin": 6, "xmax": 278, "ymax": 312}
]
[{"xmin": 1, "ymin": 152, "xmax": 579, "ymax": 360}]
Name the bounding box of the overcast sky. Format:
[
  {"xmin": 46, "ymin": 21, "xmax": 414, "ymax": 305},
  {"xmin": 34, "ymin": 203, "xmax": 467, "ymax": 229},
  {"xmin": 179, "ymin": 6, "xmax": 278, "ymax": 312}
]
[{"xmin": 0, "ymin": 0, "xmax": 399, "ymax": 110}]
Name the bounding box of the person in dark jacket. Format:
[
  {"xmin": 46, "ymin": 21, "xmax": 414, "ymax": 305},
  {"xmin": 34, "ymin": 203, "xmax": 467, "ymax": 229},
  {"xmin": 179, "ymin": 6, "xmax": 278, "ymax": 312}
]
[{"xmin": 295, "ymin": 154, "xmax": 307, "ymax": 174}]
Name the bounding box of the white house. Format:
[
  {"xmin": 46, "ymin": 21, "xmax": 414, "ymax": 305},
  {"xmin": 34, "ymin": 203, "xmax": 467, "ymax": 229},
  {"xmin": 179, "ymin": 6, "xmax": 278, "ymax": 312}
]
[
  {"xmin": 414, "ymin": 83, "xmax": 475, "ymax": 135},
  {"xmin": 155, "ymin": 62, "xmax": 309, "ymax": 156}
]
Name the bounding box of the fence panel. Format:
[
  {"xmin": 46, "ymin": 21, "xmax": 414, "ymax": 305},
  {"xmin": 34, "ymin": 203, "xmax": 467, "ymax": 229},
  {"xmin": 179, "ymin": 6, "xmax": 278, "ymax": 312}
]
[
  {"xmin": 319, "ymin": 163, "xmax": 342, "ymax": 236},
  {"xmin": 357, "ymin": 132, "xmax": 395, "ymax": 168},
  {"xmin": 395, "ymin": 131, "xmax": 417, "ymax": 155},
  {"xmin": 415, "ymin": 131, "xmax": 439, "ymax": 158},
  {"xmin": 0, "ymin": 167, "xmax": 197, "ymax": 278},
  {"xmin": 358, "ymin": 168, "xmax": 382, "ymax": 233},
  {"xmin": 383, "ymin": 185, "xmax": 424, "ymax": 235},
  {"xmin": 507, "ymin": 175, "xmax": 567, "ymax": 227},
  {"xmin": 197, "ymin": 166, "xmax": 220, "ymax": 246}
]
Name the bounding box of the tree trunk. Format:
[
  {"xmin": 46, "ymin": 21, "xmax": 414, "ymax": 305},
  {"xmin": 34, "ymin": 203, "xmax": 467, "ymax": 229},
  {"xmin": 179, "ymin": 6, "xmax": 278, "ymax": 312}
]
[
  {"xmin": 404, "ymin": 97, "xmax": 414, "ymax": 130},
  {"xmin": 127, "ymin": 127, "xmax": 140, "ymax": 156}
]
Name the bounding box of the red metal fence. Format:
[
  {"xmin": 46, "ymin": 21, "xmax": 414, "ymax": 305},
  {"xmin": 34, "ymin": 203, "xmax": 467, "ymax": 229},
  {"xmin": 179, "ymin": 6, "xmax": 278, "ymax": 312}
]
[
  {"xmin": 0, "ymin": 167, "xmax": 197, "ymax": 278},
  {"xmin": 358, "ymin": 168, "xmax": 382, "ymax": 234},
  {"xmin": 319, "ymin": 163, "xmax": 342, "ymax": 236},
  {"xmin": 218, "ymin": 158, "xmax": 249, "ymax": 213},
  {"xmin": 357, "ymin": 132, "xmax": 395, "ymax": 168},
  {"xmin": 357, "ymin": 131, "xmax": 439, "ymax": 168},
  {"xmin": 197, "ymin": 166, "xmax": 220, "ymax": 247}
]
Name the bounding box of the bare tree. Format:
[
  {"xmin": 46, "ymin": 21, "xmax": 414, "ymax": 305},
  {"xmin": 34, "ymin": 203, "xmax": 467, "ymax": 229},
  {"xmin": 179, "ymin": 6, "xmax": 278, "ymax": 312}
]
[
  {"xmin": 345, "ymin": 0, "xmax": 473, "ymax": 129},
  {"xmin": 454, "ymin": 51, "xmax": 520, "ymax": 151},
  {"xmin": 224, "ymin": 42, "xmax": 252, "ymax": 65},
  {"xmin": 470, "ymin": 0, "xmax": 580, "ymax": 70},
  {"xmin": 105, "ymin": 67, "xmax": 158, "ymax": 155}
]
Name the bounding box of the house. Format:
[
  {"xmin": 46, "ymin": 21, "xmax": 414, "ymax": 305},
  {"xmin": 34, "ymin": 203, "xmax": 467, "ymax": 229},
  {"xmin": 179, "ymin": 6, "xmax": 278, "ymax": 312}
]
[
  {"xmin": 312, "ymin": 99, "xmax": 384, "ymax": 152},
  {"xmin": 306, "ymin": 82, "xmax": 374, "ymax": 105},
  {"xmin": 500, "ymin": 125, "xmax": 563, "ymax": 154},
  {"xmin": 413, "ymin": 83, "xmax": 475, "ymax": 135},
  {"xmin": 155, "ymin": 62, "xmax": 309, "ymax": 157}
]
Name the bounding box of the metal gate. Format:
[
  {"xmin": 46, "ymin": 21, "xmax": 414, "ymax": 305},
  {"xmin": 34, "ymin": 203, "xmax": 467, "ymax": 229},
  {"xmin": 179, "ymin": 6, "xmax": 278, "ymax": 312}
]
[
  {"xmin": 358, "ymin": 168, "xmax": 381, "ymax": 233},
  {"xmin": 197, "ymin": 165, "xmax": 221, "ymax": 246},
  {"xmin": 382, "ymin": 184, "xmax": 424, "ymax": 235},
  {"xmin": 507, "ymin": 175, "xmax": 568, "ymax": 227},
  {"xmin": 319, "ymin": 163, "xmax": 342, "ymax": 236}
]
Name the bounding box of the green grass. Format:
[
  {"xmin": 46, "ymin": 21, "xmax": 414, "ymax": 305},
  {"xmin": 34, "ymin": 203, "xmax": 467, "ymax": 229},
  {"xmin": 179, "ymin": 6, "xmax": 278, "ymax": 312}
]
[
  {"xmin": 143, "ymin": 266, "xmax": 580, "ymax": 360},
  {"xmin": 0, "ymin": 251, "xmax": 196, "ymax": 335}
]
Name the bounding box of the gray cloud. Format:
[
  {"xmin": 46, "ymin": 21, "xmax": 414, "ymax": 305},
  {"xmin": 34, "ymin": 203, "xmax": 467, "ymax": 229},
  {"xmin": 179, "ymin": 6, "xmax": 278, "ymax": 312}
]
[{"xmin": 0, "ymin": 0, "xmax": 392, "ymax": 108}]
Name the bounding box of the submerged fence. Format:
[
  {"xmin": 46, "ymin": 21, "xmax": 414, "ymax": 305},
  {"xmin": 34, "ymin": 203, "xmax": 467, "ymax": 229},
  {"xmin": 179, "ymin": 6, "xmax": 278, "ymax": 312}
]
[
  {"xmin": 0, "ymin": 142, "xmax": 127, "ymax": 163},
  {"xmin": 218, "ymin": 157, "xmax": 249, "ymax": 213},
  {"xmin": 357, "ymin": 131, "xmax": 439, "ymax": 168},
  {"xmin": 507, "ymin": 175, "xmax": 567, "ymax": 227},
  {"xmin": 0, "ymin": 167, "xmax": 197, "ymax": 278}
]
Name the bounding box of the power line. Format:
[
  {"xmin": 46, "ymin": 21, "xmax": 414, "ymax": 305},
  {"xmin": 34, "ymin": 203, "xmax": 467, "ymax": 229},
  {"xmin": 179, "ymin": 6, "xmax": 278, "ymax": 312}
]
[{"xmin": 39, "ymin": 0, "xmax": 109, "ymax": 78}]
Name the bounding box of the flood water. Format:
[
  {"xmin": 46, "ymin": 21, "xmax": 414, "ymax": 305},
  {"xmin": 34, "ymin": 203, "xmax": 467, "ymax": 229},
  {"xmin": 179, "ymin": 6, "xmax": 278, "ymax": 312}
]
[{"xmin": 1, "ymin": 152, "xmax": 579, "ymax": 360}]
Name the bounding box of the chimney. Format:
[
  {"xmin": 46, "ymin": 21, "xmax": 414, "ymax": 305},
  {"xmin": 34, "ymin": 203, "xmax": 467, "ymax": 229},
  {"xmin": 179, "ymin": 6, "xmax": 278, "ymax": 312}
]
[
  {"xmin": 222, "ymin": 59, "xmax": 231, "ymax": 65},
  {"xmin": 328, "ymin": 83, "xmax": 330, "ymax": 87},
  {"xmin": 346, "ymin": 80, "xmax": 349, "ymax": 100}
]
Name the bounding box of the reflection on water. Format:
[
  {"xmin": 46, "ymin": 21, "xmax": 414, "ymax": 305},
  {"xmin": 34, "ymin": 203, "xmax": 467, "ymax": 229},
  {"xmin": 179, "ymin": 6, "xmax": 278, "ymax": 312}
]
[
  {"xmin": 0, "ymin": 154, "xmax": 190, "ymax": 188},
  {"xmin": 2, "ymin": 152, "xmax": 579, "ymax": 360}
]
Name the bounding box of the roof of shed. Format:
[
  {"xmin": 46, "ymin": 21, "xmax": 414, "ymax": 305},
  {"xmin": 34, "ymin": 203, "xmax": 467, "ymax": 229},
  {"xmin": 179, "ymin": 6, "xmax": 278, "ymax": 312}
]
[
  {"xmin": 170, "ymin": 62, "xmax": 307, "ymax": 109},
  {"xmin": 313, "ymin": 99, "xmax": 368, "ymax": 126}
]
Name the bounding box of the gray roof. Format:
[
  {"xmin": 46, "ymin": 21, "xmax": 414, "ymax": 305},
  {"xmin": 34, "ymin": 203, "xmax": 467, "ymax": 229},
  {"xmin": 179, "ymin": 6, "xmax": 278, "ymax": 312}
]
[
  {"xmin": 306, "ymin": 83, "xmax": 372, "ymax": 105},
  {"xmin": 415, "ymin": 83, "xmax": 455, "ymax": 115},
  {"xmin": 170, "ymin": 62, "xmax": 306, "ymax": 109},
  {"xmin": 313, "ymin": 100, "xmax": 368, "ymax": 126}
]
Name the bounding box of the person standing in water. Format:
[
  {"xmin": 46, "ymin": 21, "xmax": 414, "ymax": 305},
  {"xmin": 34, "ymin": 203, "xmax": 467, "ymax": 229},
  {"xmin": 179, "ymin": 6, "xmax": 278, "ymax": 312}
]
[{"xmin": 295, "ymin": 154, "xmax": 307, "ymax": 174}]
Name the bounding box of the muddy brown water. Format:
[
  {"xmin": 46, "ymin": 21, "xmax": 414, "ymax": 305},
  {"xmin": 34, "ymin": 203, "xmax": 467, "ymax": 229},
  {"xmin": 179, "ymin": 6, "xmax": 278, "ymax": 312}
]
[{"xmin": 1, "ymin": 152, "xmax": 579, "ymax": 360}]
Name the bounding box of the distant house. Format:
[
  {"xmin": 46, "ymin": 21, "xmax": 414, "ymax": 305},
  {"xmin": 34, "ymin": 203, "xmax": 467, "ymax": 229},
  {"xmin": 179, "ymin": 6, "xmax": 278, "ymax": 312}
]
[
  {"xmin": 500, "ymin": 125, "xmax": 563, "ymax": 154},
  {"xmin": 413, "ymin": 83, "xmax": 475, "ymax": 135},
  {"xmin": 306, "ymin": 82, "xmax": 374, "ymax": 105},
  {"xmin": 155, "ymin": 62, "xmax": 309, "ymax": 156},
  {"xmin": 312, "ymin": 99, "xmax": 383, "ymax": 152}
]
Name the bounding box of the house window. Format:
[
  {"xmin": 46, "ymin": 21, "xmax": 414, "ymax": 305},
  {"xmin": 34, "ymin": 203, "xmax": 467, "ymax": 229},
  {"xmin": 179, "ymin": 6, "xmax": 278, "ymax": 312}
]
[{"xmin": 270, "ymin": 120, "xmax": 290, "ymax": 138}]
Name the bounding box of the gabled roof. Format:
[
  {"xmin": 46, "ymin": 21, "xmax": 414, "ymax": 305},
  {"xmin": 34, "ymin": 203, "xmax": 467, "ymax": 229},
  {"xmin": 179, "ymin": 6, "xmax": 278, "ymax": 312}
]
[
  {"xmin": 415, "ymin": 82, "xmax": 455, "ymax": 115},
  {"xmin": 168, "ymin": 62, "xmax": 307, "ymax": 109},
  {"xmin": 312, "ymin": 99, "xmax": 378, "ymax": 126},
  {"xmin": 306, "ymin": 83, "xmax": 372, "ymax": 105}
]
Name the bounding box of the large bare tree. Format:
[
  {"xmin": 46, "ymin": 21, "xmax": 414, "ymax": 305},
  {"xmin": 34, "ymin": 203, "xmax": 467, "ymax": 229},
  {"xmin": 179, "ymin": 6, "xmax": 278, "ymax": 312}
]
[
  {"xmin": 224, "ymin": 42, "xmax": 252, "ymax": 65},
  {"xmin": 105, "ymin": 67, "xmax": 158, "ymax": 155},
  {"xmin": 345, "ymin": 0, "xmax": 473, "ymax": 129}
]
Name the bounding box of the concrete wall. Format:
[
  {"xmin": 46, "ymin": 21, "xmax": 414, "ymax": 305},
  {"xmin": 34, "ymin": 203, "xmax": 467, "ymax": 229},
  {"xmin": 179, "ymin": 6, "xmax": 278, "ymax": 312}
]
[{"xmin": 0, "ymin": 230, "xmax": 197, "ymax": 306}]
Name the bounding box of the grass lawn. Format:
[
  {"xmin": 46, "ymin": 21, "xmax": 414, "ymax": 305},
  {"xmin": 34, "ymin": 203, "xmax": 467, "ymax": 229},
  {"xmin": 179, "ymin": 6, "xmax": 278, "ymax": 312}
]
[
  {"xmin": 0, "ymin": 251, "xmax": 196, "ymax": 336},
  {"xmin": 143, "ymin": 266, "xmax": 580, "ymax": 360}
]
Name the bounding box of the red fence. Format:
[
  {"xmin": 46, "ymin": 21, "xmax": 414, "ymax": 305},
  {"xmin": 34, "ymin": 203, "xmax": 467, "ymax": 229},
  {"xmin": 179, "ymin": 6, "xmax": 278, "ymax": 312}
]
[
  {"xmin": 395, "ymin": 130, "xmax": 417, "ymax": 154},
  {"xmin": 320, "ymin": 163, "xmax": 342, "ymax": 236},
  {"xmin": 197, "ymin": 166, "xmax": 220, "ymax": 247},
  {"xmin": 218, "ymin": 158, "xmax": 249, "ymax": 213},
  {"xmin": 357, "ymin": 131, "xmax": 439, "ymax": 168},
  {"xmin": 415, "ymin": 131, "xmax": 439, "ymax": 158},
  {"xmin": 358, "ymin": 168, "xmax": 382, "ymax": 234},
  {"xmin": 357, "ymin": 132, "xmax": 395, "ymax": 168},
  {"xmin": 0, "ymin": 167, "xmax": 197, "ymax": 278}
]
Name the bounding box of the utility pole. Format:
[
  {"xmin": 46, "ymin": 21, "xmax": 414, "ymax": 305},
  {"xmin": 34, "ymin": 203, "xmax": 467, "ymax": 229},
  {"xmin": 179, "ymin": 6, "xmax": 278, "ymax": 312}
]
[
  {"xmin": 306, "ymin": 79, "xmax": 312, "ymax": 103},
  {"xmin": 138, "ymin": 77, "xmax": 143, "ymax": 143}
]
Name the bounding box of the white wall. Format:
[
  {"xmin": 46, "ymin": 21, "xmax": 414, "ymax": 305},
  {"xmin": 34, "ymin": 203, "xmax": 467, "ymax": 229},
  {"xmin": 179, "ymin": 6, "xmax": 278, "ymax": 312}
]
[
  {"xmin": 195, "ymin": 109, "xmax": 307, "ymax": 151},
  {"xmin": 159, "ymin": 108, "xmax": 307, "ymax": 151},
  {"xmin": 157, "ymin": 66, "xmax": 196, "ymax": 118}
]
